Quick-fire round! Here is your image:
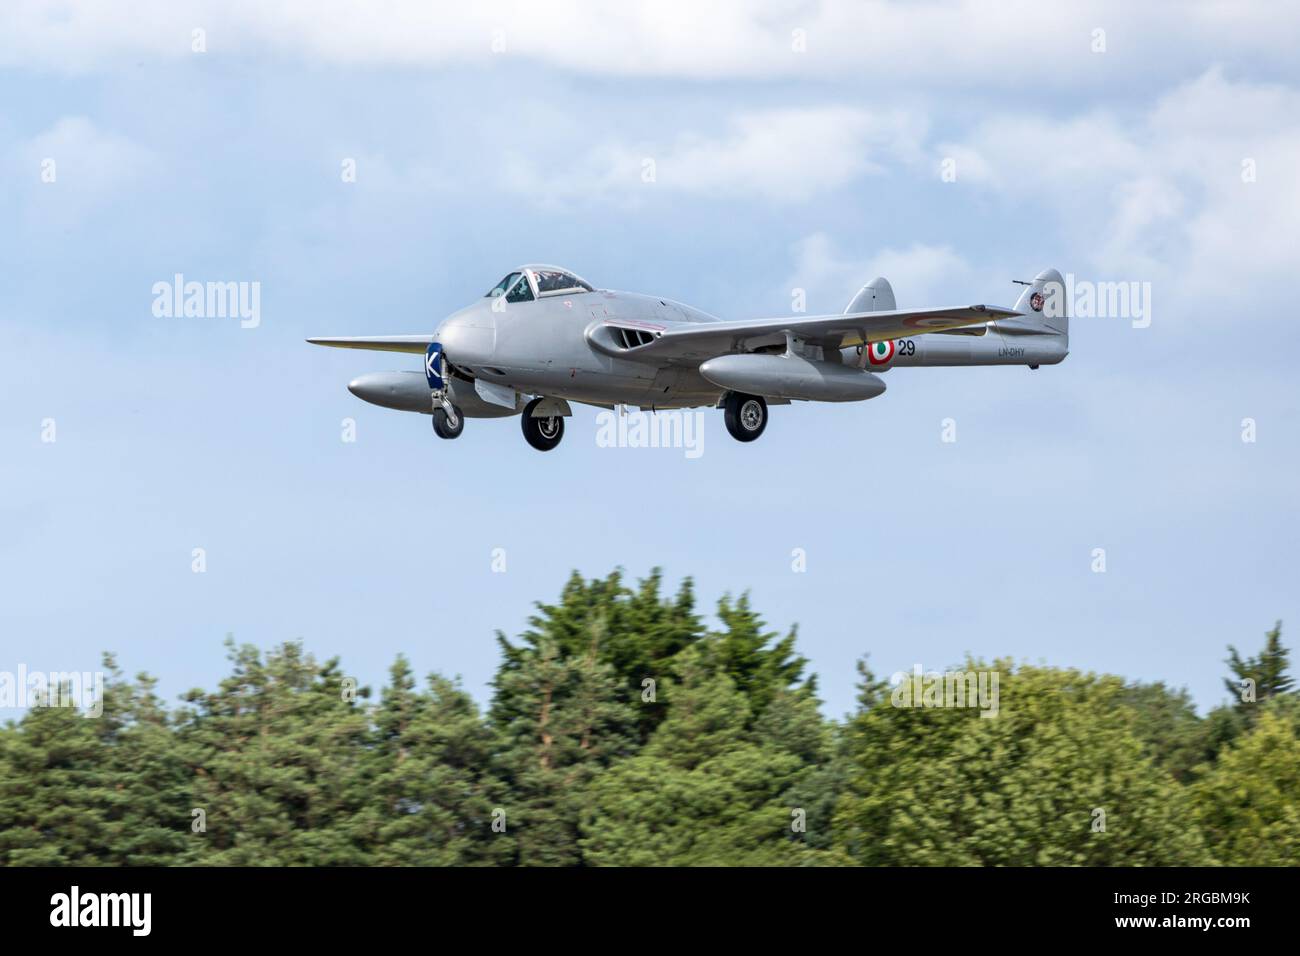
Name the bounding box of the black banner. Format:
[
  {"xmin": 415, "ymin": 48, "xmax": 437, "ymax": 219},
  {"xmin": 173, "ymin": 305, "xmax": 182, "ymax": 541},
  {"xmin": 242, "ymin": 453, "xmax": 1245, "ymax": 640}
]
[{"xmin": 0, "ymin": 865, "xmax": 1280, "ymax": 942}]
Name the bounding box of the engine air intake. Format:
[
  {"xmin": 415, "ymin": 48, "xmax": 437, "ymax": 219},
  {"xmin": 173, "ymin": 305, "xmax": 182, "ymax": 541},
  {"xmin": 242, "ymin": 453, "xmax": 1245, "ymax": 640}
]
[{"xmin": 612, "ymin": 327, "xmax": 657, "ymax": 349}]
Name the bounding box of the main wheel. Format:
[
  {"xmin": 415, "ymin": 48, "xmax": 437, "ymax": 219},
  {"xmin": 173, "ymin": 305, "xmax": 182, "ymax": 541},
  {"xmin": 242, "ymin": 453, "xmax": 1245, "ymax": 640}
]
[
  {"xmin": 432, "ymin": 403, "xmax": 464, "ymax": 439},
  {"xmin": 723, "ymin": 392, "xmax": 767, "ymax": 442},
  {"xmin": 521, "ymin": 398, "xmax": 564, "ymax": 451}
]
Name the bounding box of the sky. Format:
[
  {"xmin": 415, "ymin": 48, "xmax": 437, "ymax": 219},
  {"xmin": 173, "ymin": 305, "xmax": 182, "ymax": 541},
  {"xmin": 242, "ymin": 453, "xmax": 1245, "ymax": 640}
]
[{"xmin": 2, "ymin": 0, "xmax": 1298, "ymax": 721}]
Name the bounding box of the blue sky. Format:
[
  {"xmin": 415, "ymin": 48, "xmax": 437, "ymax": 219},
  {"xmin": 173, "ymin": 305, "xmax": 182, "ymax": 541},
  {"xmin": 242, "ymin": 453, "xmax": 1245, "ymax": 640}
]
[{"xmin": 3, "ymin": 1, "xmax": 1298, "ymax": 721}]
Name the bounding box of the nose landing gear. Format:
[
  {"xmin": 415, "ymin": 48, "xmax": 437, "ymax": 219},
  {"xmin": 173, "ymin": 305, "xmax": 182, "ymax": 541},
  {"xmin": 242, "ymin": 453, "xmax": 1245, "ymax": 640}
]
[
  {"xmin": 432, "ymin": 401, "xmax": 463, "ymax": 439},
  {"xmin": 425, "ymin": 340, "xmax": 464, "ymax": 440}
]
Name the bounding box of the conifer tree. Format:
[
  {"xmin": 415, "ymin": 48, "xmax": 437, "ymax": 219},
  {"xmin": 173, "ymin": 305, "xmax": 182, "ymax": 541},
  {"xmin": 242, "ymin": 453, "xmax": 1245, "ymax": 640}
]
[
  {"xmin": 0, "ymin": 687, "xmax": 116, "ymax": 865},
  {"xmin": 490, "ymin": 629, "xmax": 638, "ymax": 866},
  {"xmin": 579, "ymin": 647, "xmax": 830, "ymax": 865},
  {"xmin": 496, "ymin": 569, "xmax": 702, "ymax": 740},
  {"xmin": 174, "ymin": 640, "xmax": 373, "ymax": 865},
  {"xmin": 0, "ymin": 657, "xmax": 190, "ymax": 865},
  {"xmin": 365, "ymin": 656, "xmax": 507, "ymax": 865},
  {"xmin": 706, "ymin": 593, "xmax": 811, "ymax": 720},
  {"xmin": 1224, "ymin": 621, "xmax": 1293, "ymax": 710},
  {"xmin": 0, "ymin": 574, "xmax": 1293, "ymax": 869}
]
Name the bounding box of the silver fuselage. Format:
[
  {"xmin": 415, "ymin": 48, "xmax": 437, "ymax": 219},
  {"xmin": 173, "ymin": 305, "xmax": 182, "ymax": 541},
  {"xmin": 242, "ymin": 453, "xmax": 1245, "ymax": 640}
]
[{"xmin": 434, "ymin": 288, "xmax": 1066, "ymax": 412}]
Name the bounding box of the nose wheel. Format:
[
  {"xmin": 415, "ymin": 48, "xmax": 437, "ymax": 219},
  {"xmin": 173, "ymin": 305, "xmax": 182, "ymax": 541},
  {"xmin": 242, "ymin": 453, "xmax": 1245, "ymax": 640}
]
[
  {"xmin": 723, "ymin": 392, "xmax": 767, "ymax": 442},
  {"xmin": 432, "ymin": 402, "xmax": 463, "ymax": 439},
  {"xmin": 521, "ymin": 397, "xmax": 564, "ymax": 451}
]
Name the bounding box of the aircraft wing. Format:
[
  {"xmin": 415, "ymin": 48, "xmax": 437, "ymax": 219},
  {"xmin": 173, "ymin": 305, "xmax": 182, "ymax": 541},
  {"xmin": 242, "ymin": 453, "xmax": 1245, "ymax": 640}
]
[
  {"xmin": 632, "ymin": 304, "xmax": 1020, "ymax": 362},
  {"xmin": 306, "ymin": 335, "xmax": 434, "ymax": 354}
]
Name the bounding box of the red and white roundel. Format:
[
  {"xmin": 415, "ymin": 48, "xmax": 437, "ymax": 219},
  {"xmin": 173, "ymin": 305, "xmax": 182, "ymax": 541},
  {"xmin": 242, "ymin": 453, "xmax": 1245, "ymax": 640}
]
[{"xmin": 867, "ymin": 339, "xmax": 896, "ymax": 366}]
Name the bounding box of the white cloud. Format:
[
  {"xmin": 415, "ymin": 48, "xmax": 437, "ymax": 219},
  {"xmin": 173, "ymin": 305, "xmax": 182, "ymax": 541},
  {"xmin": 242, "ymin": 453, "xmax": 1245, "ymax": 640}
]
[
  {"xmin": 504, "ymin": 106, "xmax": 923, "ymax": 204},
  {"xmin": 781, "ymin": 233, "xmax": 974, "ymax": 312},
  {"xmin": 940, "ymin": 68, "xmax": 1300, "ymax": 288},
  {"xmin": 3, "ymin": 0, "xmax": 1298, "ymax": 89},
  {"xmin": 7, "ymin": 117, "xmax": 155, "ymax": 227}
]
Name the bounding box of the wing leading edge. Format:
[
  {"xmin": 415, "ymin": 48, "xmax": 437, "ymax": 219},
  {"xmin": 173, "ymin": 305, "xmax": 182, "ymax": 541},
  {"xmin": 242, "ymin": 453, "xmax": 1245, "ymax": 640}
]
[{"xmin": 306, "ymin": 335, "xmax": 435, "ymax": 354}]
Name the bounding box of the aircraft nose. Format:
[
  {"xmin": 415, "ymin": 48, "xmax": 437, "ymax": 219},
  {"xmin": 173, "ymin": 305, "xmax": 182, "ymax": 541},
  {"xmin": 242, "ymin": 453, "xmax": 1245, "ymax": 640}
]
[{"xmin": 437, "ymin": 308, "xmax": 495, "ymax": 364}]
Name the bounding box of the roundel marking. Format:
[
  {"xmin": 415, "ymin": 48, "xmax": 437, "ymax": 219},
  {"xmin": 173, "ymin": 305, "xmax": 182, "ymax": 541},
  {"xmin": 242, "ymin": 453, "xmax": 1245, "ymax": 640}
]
[
  {"xmin": 902, "ymin": 315, "xmax": 952, "ymax": 330},
  {"xmin": 867, "ymin": 339, "xmax": 896, "ymax": 366},
  {"xmin": 1030, "ymin": 291, "xmax": 1044, "ymax": 312}
]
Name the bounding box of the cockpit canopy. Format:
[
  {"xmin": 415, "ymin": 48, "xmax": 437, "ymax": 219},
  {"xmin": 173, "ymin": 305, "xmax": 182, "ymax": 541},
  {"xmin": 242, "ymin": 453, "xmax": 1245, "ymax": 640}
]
[{"xmin": 485, "ymin": 265, "xmax": 594, "ymax": 303}]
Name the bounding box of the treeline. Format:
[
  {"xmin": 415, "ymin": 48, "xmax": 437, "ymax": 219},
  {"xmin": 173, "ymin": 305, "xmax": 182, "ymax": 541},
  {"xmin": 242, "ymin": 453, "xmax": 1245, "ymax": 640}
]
[{"xmin": 1, "ymin": 570, "xmax": 1297, "ymax": 866}]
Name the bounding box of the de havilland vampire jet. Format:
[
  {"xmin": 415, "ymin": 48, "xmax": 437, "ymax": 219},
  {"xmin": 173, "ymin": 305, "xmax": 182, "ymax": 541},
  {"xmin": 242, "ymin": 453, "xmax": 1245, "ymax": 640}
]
[{"xmin": 308, "ymin": 265, "xmax": 1068, "ymax": 450}]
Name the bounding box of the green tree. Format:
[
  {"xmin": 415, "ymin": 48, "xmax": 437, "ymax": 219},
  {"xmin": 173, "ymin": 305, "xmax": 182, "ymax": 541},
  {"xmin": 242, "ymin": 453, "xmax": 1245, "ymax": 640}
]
[
  {"xmin": 1208, "ymin": 622, "xmax": 1295, "ymax": 760},
  {"xmin": 174, "ymin": 640, "xmax": 373, "ymax": 865},
  {"xmin": 3, "ymin": 576, "xmax": 1292, "ymax": 871},
  {"xmin": 364, "ymin": 656, "xmax": 506, "ymax": 865},
  {"xmin": 496, "ymin": 569, "xmax": 702, "ymax": 740},
  {"xmin": 96, "ymin": 660, "xmax": 193, "ymax": 864},
  {"xmin": 774, "ymin": 659, "xmax": 886, "ymax": 856},
  {"xmin": 0, "ymin": 657, "xmax": 190, "ymax": 865},
  {"xmin": 1119, "ymin": 681, "xmax": 1209, "ymax": 783},
  {"xmin": 1192, "ymin": 709, "xmax": 1300, "ymax": 865},
  {"xmin": 833, "ymin": 660, "xmax": 1211, "ymax": 865},
  {"xmin": 491, "ymin": 625, "xmax": 638, "ymax": 866},
  {"xmin": 0, "ymin": 703, "xmax": 113, "ymax": 865},
  {"xmin": 1224, "ymin": 621, "xmax": 1293, "ymax": 711},
  {"xmin": 705, "ymin": 592, "xmax": 812, "ymax": 720},
  {"xmin": 579, "ymin": 648, "xmax": 833, "ymax": 866}
]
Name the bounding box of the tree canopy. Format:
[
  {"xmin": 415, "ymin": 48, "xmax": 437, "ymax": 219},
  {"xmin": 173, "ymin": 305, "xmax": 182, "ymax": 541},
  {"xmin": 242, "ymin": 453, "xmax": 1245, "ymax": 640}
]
[{"xmin": 0, "ymin": 571, "xmax": 1294, "ymax": 867}]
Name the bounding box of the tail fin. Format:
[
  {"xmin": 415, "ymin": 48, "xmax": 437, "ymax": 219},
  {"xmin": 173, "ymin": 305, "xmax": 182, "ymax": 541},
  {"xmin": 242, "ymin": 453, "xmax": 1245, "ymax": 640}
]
[
  {"xmin": 1007, "ymin": 268, "xmax": 1067, "ymax": 339},
  {"xmin": 844, "ymin": 276, "xmax": 896, "ymax": 314}
]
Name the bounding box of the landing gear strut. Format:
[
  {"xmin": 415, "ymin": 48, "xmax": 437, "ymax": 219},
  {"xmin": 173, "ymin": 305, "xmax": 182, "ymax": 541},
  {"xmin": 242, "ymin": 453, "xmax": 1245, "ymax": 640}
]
[
  {"xmin": 521, "ymin": 397, "xmax": 564, "ymax": 451},
  {"xmin": 723, "ymin": 392, "xmax": 767, "ymax": 442},
  {"xmin": 425, "ymin": 342, "xmax": 463, "ymax": 440}
]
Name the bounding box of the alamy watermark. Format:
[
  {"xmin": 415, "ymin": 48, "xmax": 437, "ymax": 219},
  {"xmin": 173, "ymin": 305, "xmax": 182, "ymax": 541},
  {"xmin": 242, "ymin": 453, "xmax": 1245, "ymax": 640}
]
[
  {"xmin": 1043, "ymin": 273, "xmax": 1151, "ymax": 328},
  {"xmin": 889, "ymin": 664, "xmax": 1000, "ymax": 718},
  {"xmin": 0, "ymin": 665, "xmax": 105, "ymax": 718},
  {"xmin": 50, "ymin": 886, "xmax": 151, "ymax": 936},
  {"xmin": 151, "ymin": 274, "xmax": 261, "ymax": 328},
  {"xmin": 595, "ymin": 407, "xmax": 704, "ymax": 459}
]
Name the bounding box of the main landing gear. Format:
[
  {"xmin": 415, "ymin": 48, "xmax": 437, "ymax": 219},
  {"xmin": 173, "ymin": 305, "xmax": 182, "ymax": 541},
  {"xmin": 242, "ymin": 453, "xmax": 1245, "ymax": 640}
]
[
  {"xmin": 431, "ymin": 395, "xmax": 566, "ymax": 450},
  {"xmin": 723, "ymin": 392, "xmax": 767, "ymax": 442},
  {"xmin": 521, "ymin": 397, "xmax": 565, "ymax": 451}
]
